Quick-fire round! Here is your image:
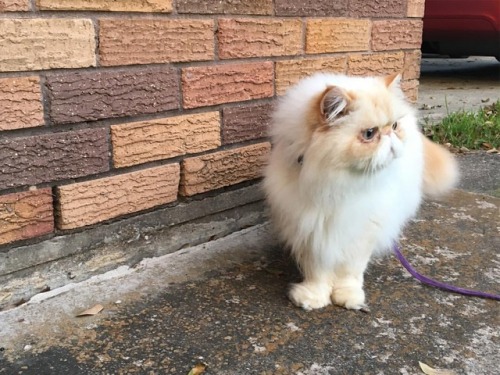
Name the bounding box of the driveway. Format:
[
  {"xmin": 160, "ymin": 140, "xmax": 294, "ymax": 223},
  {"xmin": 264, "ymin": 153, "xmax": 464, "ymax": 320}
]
[{"xmin": 418, "ymin": 56, "xmax": 500, "ymax": 123}]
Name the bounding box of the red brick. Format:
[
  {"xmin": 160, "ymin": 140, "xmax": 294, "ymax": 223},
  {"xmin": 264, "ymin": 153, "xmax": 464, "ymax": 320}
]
[
  {"xmin": 218, "ymin": 18, "xmax": 302, "ymax": 59},
  {"xmin": 349, "ymin": 0, "xmax": 404, "ymax": 18},
  {"xmin": 99, "ymin": 19, "xmax": 214, "ymax": 66},
  {"xmin": 0, "ymin": 128, "xmax": 109, "ymax": 190},
  {"xmin": 401, "ymin": 79, "xmax": 419, "ymax": 103},
  {"xmin": 0, "ymin": 76, "xmax": 43, "ymax": 131},
  {"xmin": 181, "ymin": 143, "xmax": 271, "ymax": 196},
  {"xmin": 182, "ymin": 62, "xmax": 274, "ymax": 109},
  {"xmin": 112, "ymin": 112, "xmax": 221, "ymax": 168},
  {"xmin": 306, "ymin": 19, "xmax": 371, "ymax": 54},
  {"xmin": 372, "ymin": 20, "xmax": 423, "ymax": 51},
  {"xmin": 275, "ymin": 0, "xmax": 347, "ymax": 16},
  {"xmin": 0, "ymin": 189, "xmax": 53, "ymax": 246},
  {"xmin": 222, "ymin": 102, "xmax": 273, "ymax": 144},
  {"xmin": 348, "ymin": 52, "xmax": 405, "ymax": 77},
  {"xmin": 57, "ymin": 164, "xmax": 180, "ymax": 230},
  {"xmin": 177, "ymin": 0, "xmax": 272, "ymax": 15},
  {"xmin": 45, "ymin": 67, "xmax": 179, "ymax": 124},
  {"xmin": 404, "ymin": 50, "xmax": 422, "ymax": 80}
]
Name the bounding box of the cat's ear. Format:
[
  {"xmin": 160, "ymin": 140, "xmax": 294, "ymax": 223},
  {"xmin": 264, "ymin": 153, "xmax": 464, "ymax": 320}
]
[
  {"xmin": 384, "ymin": 73, "xmax": 402, "ymax": 88},
  {"xmin": 319, "ymin": 86, "xmax": 353, "ymax": 122}
]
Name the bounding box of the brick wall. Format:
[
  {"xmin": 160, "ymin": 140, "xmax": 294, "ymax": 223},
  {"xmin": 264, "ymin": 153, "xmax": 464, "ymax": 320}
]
[{"xmin": 0, "ymin": 0, "xmax": 424, "ymax": 248}]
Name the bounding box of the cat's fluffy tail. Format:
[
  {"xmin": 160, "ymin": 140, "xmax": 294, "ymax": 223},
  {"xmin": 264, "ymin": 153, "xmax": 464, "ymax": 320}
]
[{"xmin": 422, "ymin": 135, "xmax": 459, "ymax": 197}]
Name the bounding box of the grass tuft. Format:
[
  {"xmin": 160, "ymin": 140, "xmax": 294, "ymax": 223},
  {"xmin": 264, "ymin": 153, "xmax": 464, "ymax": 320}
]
[{"xmin": 423, "ymin": 100, "xmax": 500, "ymax": 150}]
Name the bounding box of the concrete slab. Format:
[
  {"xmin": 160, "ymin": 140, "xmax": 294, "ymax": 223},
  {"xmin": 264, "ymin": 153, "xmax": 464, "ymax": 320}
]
[
  {"xmin": 0, "ymin": 190, "xmax": 498, "ymax": 375},
  {"xmin": 418, "ymin": 57, "xmax": 500, "ymax": 123}
]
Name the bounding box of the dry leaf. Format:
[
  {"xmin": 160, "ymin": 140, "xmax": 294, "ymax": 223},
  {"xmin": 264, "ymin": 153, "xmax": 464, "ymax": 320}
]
[
  {"xmin": 187, "ymin": 363, "xmax": 206, "ymax": 375},
  {"xmin": 419, "ymin": 361, "xmax": 457, "ymax": 375},
  {"xmin": 482, "ymin": 142, "xmax": 493, "ymax": 149},
  {"xmin": 486, "ymin": 148, "xmax": 498, "ymax": 154},
  {"xmin": 76, "ymin": 304, "xmax": 103, "ymax": 317}
]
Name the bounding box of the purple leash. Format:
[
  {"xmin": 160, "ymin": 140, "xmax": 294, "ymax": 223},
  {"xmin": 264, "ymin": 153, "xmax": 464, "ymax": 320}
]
[{"xmin": 393, "ymin": 243, "xmax": 500, "ymax": 301}]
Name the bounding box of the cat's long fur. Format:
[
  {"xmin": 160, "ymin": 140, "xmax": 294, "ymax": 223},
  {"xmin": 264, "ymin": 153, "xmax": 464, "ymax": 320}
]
[{"xmin": 263, "ymin": 73, "xmax": 458, "ymax": 311}]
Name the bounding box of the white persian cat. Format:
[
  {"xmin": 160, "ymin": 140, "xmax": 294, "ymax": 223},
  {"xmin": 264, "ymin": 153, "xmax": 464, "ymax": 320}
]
[{"xmin": 263, "ymin": 73, "xmax": 458, "ymax": 311}]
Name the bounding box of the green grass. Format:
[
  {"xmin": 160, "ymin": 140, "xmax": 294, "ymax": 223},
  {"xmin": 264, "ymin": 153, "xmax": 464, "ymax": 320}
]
[{"xmin": 423, "ymin": 100, "xmax": 500, "ymax": 150}]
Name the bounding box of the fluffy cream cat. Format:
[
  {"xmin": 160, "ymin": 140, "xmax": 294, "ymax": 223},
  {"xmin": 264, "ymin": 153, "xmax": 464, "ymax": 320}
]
[{"xmin": 263, "ymin": 73, "xmax": 458, "ymax": 311}]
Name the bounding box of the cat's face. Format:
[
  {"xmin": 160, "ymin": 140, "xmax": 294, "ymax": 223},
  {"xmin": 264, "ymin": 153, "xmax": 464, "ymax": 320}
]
[{"xmin": 306, "ymin": 74, "xmax": 412, "ymax": 173}]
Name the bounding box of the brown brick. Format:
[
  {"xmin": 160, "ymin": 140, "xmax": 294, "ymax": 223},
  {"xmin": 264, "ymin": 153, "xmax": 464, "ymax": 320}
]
[
  {"xmin": 276, "ymin": 57, "xmax": 347, "ymax": 95},
  {"xmin": 222, "ymin": 103, "xmax": 273, "ymax": 144},
  {"xmin": 112, "ymin": 112, "xmax": 221, "ymax": 168},
  {"xmin": 407, "ymin": 0, "xmax": 425, "ymax": 17},
  {"xmin": 403, "ymin": 50, "xmax": 422, "ymax": 80},
  {"xmin": 57, "ymin": 164, "xmax": 180, "ymax": 229},
  {"xmin": 0, "ymin": 19, "xmax": 95, "ymax": 72},
  {"xmin": 182, "ymin": 62, "xmax": 274, "ymax": 109},
  {"xmin": 0, "ymin": 0, "xmax": 30, "ymax": 11},
  {"xmin": 218, "ymin": 18, "xmax": 302, "ymax": 59},
  {"xmin": 0, "ymin": 76, "xmax": 43, "ymax": 131},
  {"xmin": 181, "ymin": 143, "xmax": 270, "ymax": 196},
  {"xmin": 372, "ymin": 20, "xmax": 423, "ymax": 51},
  {"xmin": 46, "ymin": 67, "xmax": 179, "ymax": 125},
  {"xmin": 348, "ymin": 52, "xmax": 405, "ymax": 77},
  {"xmin": 0, "ymin": 189, "xmax": 53, "ymax": 245},
  {"xmin": 177, "ymin": 0, "xmax": 272, "ymax": 15},
  {"xmin": 349, "ymin": 0, "xmax": 404, "ymax": 18},
  {"xmin": 99, "ymin": 19, "xmax": 214, "ymax": 66},
  {"xmin": 0, "ymin": 128, "xmax": 109, "ymax": 190},
  {"xmin": 401, "ymin": 79, "xmax": 419, "ymax": 103},
  {"xmin": 36, "ymin": 0, "xmax": 172, "ymax": 12},
  {"xmin": 275, "ymin": 0, "xmax": 347, "ymax": 16},
  {"xmin": 306, "ymin": 19, "xmax": 371, "ymax": 54}
]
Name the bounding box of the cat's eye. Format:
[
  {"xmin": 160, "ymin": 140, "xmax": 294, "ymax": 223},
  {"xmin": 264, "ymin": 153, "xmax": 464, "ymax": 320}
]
[
  {"xmin": 362, "ymin": 128, "xmax": 378, "ymax": 140},
  {"xmin": 392, "ymin": 122, "xmax": 398, "ymax": 130}
]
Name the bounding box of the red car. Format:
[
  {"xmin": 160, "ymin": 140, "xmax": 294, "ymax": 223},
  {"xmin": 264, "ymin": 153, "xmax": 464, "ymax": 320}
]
[{"xmin": 422, "ymin": 0, "xmax": 500, "ymax": 59}]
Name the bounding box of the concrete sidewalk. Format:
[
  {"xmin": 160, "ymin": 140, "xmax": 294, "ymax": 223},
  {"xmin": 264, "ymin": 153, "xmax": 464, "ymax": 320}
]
[{"xmin": 0, "ymin": 188, "xmax": 499, "ymax": 374}]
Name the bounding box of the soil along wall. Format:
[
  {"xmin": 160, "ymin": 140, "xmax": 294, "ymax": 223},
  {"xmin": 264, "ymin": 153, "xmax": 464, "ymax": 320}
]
[{"xmin": 0, "ymin": 0, "xmax": 424, "ymax": 309}]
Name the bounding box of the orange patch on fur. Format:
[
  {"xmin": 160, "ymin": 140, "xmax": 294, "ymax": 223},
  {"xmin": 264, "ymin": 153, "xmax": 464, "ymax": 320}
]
[{"xmin": 422, "ymin": 135, "xmax": 459, "ymax": 197}]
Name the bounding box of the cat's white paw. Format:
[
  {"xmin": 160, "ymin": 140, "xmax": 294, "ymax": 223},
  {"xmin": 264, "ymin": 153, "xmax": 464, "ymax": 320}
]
[
  {"xmin": 331, "ymin": 286, "xmax": 366, "ymax": 310},
  {"xmin": 288, "ymin": 282, "xmax": 332, "ymax": 311}
]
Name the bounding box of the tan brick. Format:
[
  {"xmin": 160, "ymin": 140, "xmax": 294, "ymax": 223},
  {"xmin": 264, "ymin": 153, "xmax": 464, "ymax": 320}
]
[
  {"xmin": 112, "ymin": 112, "xmax": 221, "ymax": 168},
  {"xmin": 0, "ymin": 76, "xmax": 43, "ymax": 131},
  {"xmin": 177, "ymin": 0, "xmax": 272, "ymax": 15},
  {"xmin": 36, "ymin": 0, "xmax": 172, "ymax": 12},
  {"xmin": 401, "ymin": 79, "xmax": 419, "ymax": 103},
  {"xmin": 348, "ymin": 52, "xmax": 405, "ymax": 77},
  {"xmin": 99, "ymin": 19, "xmax": 214, "ymax": 66},
  {"xmin": 0, "ymin": 0, "xmax": 30, "ymax": 11},
  {"xmin": 0, "ymin": 19, "xmax": 96, "ymax": 72},
  {"xmin": 0, "ymin": 189, "xmax": 53, "ymax": 246},
  {"xmin": 403, "ymin": 50, "xmax": 422, "ymax": 80},
  {"xmin": 407, "ymin": 0, "xmax": 425, "ymax": 17},
  {"xmin": 372, "ymin": 20, "xmax": 423, "ymax": 51},
  {"xmin": 218, "ymin": 18, "xmax": 302, "ymax": 59},
  {"xmin": 306, "ymin": 19, "xmax": 371, "ymax": 54},
  {"xmin": 182, "ymin": 62, "xmax": 274, "ymax": 109},
  {"xmin": 181, "ymin": 143, "xmax": 271, "ymax": 196},
  {"xmin": 57, "ymin": 164, "xmax": 180, "ymax": 229},
  {"xmin": 276, "ymin": 57, "xmax": 347, "ymax": 95}
]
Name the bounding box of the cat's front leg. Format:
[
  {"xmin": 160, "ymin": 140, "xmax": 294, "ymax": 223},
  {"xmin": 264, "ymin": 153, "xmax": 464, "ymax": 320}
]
[
  {"xmin": 288, "ymin": 279, "xmax": 332, "ymax": 311},
  {"xmin": 331, "ymin": 259, "xmax": 370, "ymax": 311},
  {"xmin": 331, "ymin": 274, "xmax": 367, "ymax": 311}
]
